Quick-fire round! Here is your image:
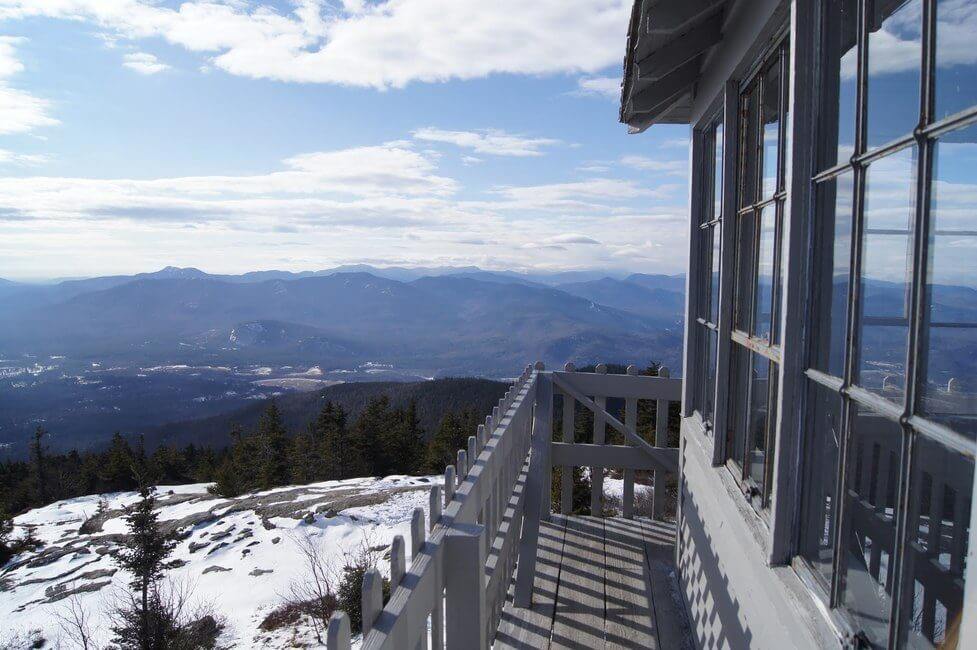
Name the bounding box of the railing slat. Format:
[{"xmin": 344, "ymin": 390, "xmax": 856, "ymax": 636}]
[
  {"xmin": 362, "ymin": 568, "xmax": 384, "ymax": 637},
  {"xmin": 561, "ymin": 362, "xmax": 576, "ymax": 515},
  {"xmin": 391, "ymin": 535, "xmax": 406, "ymax": 588},
  {"xmin": 654, "ymin": 366, "xmax": 670, "ymax": 520},
  {"xmin": 326, "ymin": 612, "xmax": 351, "ymax": 650},
  {"xmin": 591, "ymin": 363, "xmax": 608, "ymax": 516},
  {"xmin": 624, "ymin": 364, "xmax": 639, "ymax": 519}
]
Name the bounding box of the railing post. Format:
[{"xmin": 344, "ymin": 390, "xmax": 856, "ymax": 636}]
[
  {"xmin": 623, "ymin": 364, "xmax": 639, "ymax": 518},
  {"xmin": 326, "ymin": 612, "xmax": 351, "ymax": 650},
  {"xmin": 445, "ymin": 523, "xmax": 487, "ymax": 650},
  {"xmin": 429, "ymin": 486, "xmax": 444, "ymax": 650},
  {"xmin": 561, "ymin": 362, "xmax": 576, "ymax": 514},
  {"xmin": 444, "ymin": 465, "xmax": 456, "ymax": 505},
  {"xmin": 410, "ymin": 508, "xmax": 429, "ymax": 650},
  {"xmin": 654, "ymin": 366, "xmax": 670, "ymax": 520},
  {"xmin": 362, "ymin": 568, "xmax": 383, "ymax": 638},
  {"xmin": 591, "ymin": 363, "xmax": 608, "ymax": 516},
  {"xmin": 457, "ymin": 448, "xmax": 468, "ymax": 480},
  {"xmin": 515, "ymin": 366, "xmax": 550, "ymax": 607},
  {"xmin": 391, "ymin": 534, "xmax": 406, "ymax": 588}
]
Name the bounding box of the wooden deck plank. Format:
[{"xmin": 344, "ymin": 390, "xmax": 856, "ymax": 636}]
[
  {"xmin": 634, "ymin": 518, "xmax": 693, "ymax": 650},
  {"xmin": 602, "ymin": 517, "xmax": 659, "ymax": 649},
  {"xmin": 550, "ymin": 515, "xmax": 606, "ymax": 649},
  {"xmin": 495, "ymin": 515, "xmax": 567, "ymax": 649},
  {"xmin": 497, "ymin": 516, "xmax": 689, "ymax": 650}
]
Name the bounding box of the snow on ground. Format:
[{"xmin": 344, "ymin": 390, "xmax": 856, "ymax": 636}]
[{"xmin": 1, "ymin": 475, "xmax": 441, "ymax": 648}]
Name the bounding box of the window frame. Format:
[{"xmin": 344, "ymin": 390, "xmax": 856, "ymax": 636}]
[
  {"xmin": 723, "ymin": 35, "xmax": 791, "ymax": 514},
  {"xmin": 796, "ymin": 0, "xmax": 977, "ymax": 646},
  {"xmin": 688, "ymin": 110, "xmax": 726, "ymax": 434}
]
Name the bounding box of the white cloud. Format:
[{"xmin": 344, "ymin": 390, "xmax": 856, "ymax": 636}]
[
  {"xmin": 620, "ymin": 155, "xmax": 687, "ymax": 176},
  {"xmin": 574, "ymin": 75, "xmax": 620, "ymax": 99},
  {"xmin": 544, "ymin": 233, "xmax": 601, "ymax": 245},
  {"xmin": 0, "ymin": 148, "xmax": 48, "ymax": 166},
  {"xmin": 0, "ymin": 36, "xmax": 57, "ymax": 135},
  {"xmin": 123, "ymin": 51, "xmax": 170, "ymax": 74},
  {"xmin": 0, "ymin": 0, "xmax": 632, "ymax": 88},
  {"xmin": 412, "ymin": 127, "xmax": 560, "ymax": 157},
  {"xmin": 461, "ymin": 155, "xmax": 482, "ymax": 166}
]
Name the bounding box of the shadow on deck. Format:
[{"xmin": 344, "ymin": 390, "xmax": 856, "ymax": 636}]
[{"xmin": 495, "ymin": 515, "xmax": 693, "ymax": 649}]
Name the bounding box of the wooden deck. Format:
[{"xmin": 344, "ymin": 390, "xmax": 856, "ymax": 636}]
[{"xmin": 495, "ymin": 515, "xmax": 693, "ymax": 649}]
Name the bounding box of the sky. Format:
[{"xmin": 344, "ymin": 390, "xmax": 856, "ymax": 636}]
[{"xmin": 0, "ymin": 0, "xmax": 693, "ymax": 281}]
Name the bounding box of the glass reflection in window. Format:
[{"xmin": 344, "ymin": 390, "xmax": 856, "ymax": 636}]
[
  {"xmin": 858, "ymin": 147, "xmax": 917, "ymax": 400},
  {"xmin": 866, "ymin": 0, "xmax": 922, "ymax": 148},
  {"xmin": 840, "ymin": 404, "xmax": 903, "ymax": 649}
]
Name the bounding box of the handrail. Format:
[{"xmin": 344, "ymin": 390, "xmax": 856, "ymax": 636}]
[
  {"xmin": 514, "ymin": 364, "xmax": 681, "ymax": 609},
  {"xmin": 326, "ymin": 365, "xmax": 539, "ymax": 650},
  {"xmin": 324, "ymin": 361, "xmax": 682, "ymax": 647}
]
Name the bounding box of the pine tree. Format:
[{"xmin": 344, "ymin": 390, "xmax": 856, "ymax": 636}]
[
  {"xmin": 319, "ymin": 402, "xmax": 364, "ymax": 480},
  {"xmin": 112, "ymin": 484, "xmax": 177, "ymax": 649},
  {"xmin": 103, "ymin": 433, "xmax": 138, "ymax": 492},
  {"xmin": 427, "ymin": 410, "xmax": 466, "ymax": 473},
  {"xmin": 29, "ymin": 426, "xmax": 49, "ymax": 504},
  {"xmin": 257, "ymin": 401, "xmax": 290, "ymax": 490},
  {"xmin": 0, "ymin": 507, "xmax": 14, "ymax": 565},
  {"xmin": 353, "ymin": 396, "xmax": 392, "ymax": 476},
  {"xmin": 289, "ymin": 424, "xmax": 321, "ymax": 485},
  {"xmin": 383, "ymin": 401, "xmax": 424, "ymax": 475}
]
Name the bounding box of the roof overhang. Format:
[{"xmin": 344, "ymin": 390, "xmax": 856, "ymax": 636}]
[{"xmin": 619, "ymin": 0, "xmax": 728, "ymax": 133}]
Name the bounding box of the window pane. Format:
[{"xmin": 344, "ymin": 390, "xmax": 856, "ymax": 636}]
[
  {"xmin": 800, "ymin": 380, "xmax": 844, "ymax": 587},
  {"xmin": 727, "ymin": 343, "xmax": 752, "ymax": 468},
  {"xmin": 858, "ymin": 148, "xmax": 917, "ymax": 400},
  {"xmin": 820, "ymin": 0, "xmax": 858, "ymax": 170},
  {"xmin": 866, "ymin": 0, "xmax": 922, "ymax": 149},
  {"xmin": 812, "ymin": 173, "xmax": 854, "ymax": 376},
  {"xmin": 700, "ymin": 225, "xmax": 716, "ymax": 320},
  {"xmin": 705, "ymin": 327, "xmax": 718, "ymax": 425},
  {"xmin": 734, "ymin": 210, "xmax": 757, "ymax": 332},
  {"xmin": 740, "ymin": 84, "xmax": 760, "ymax": 208},
  {"xmin": 841, "ymin": 404, "xmax": 904, "ymax": 648},
  {"xmin": 746, "ymin": 356, "xmax": 778, "ymax": 509},
  {"xmin": 934, "ymin": 0, "xmax": 977, "ymax": 122},
  {"xmin": 922, "ymin": 124, "xmax": 977, "ymax": 441},
  {"xmin": 761, "ymin": 56, "xmax": 782, "ymax": 199},
  {"xmin": 754, "ymin": 204, "xmax": 776, "ymax": 341},
  {"xmin": 898, "ymin": 435, "xmax": 973, "ymax": 648},
  {"xmin": 710, "ymin": 223, "xmax": 721, "ymax": 323},
  {"xmin": 714, "ymin": 123, "xmax": 724, "ymax": 218}
]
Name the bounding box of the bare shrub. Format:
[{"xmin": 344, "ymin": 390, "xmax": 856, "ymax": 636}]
[
  {"xmin": 53, "ymin": 595, "xmax": 97, "ymax": 649},
  {"xmin": 107, "ymin": 577, "xmax": 224, "ymax": 650}
]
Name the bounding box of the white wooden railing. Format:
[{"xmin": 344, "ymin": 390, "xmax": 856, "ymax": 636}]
[{"xmin": 323, "ymin": 362, "xmax": 682, "ymax": 649}]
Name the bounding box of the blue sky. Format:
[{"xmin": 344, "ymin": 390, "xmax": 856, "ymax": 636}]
[{"xmin": 0, "ymin": 0, "xmax": 692, "ymax": 281}]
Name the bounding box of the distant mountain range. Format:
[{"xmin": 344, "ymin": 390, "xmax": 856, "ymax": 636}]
[{"xmin": 0, "ymin": 265, "xmax": 687, "ymax": 375}]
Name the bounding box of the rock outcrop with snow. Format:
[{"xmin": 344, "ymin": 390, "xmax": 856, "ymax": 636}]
[{"xmin": 1, "ymin": 475, "xmax": 439, "ymax": 648}]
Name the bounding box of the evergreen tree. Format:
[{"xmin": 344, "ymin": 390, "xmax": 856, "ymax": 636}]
[
  {"xmin": 29, "ymin": 426, "xmax": 49, "ymax": 504},
  {"xmin": 112, "ymin": 484, "xmax": 177, "ymax": 650},
  {"xmin": 103, "ymin": 433, "xmax": 138, "ymax": 492},
  {"xmin": 383, "ymin": 401, "xmax": 424, "ymax": 475},
  {"xmin": 0, "ymin": 507, "xmax": 13, "ymax": 565},
  {"xmin": 353, "ymin": 396, "xmax": 392, "ymax": 476},
  {"xmin": 289, "ymin": 424, "xmax": 322, "ymax": 485},
  {"xmin": 319, "ymin": 402, "xmax": 363, "ymax": 480},
  {"xmin": 257, "ymin": 401, "xmax": 290, "ymax": 490},
  {"xmin": 427, "ymin": 411, "xmax": 465, "ymax": 473}
]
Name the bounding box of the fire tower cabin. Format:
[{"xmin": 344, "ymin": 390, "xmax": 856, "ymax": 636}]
[
  {"xmin": 620, "ymin": 0, "xmax": 977, "ymax": 647},
  {"xmin": 318, "ymin": 1, "xmax": 976, "ymax": 649}
]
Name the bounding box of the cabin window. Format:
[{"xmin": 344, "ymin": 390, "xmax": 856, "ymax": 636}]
[
  {"xmin": 724, "ymin": 38, "xmax": 789, "ymax": 512},
  {"xmin": 691, "ymin": 117, "xmax": 724, "ymax": 430},
  {"xmin": 799, "ymin": 0, "xmax": 976, "ymax": 645}
]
